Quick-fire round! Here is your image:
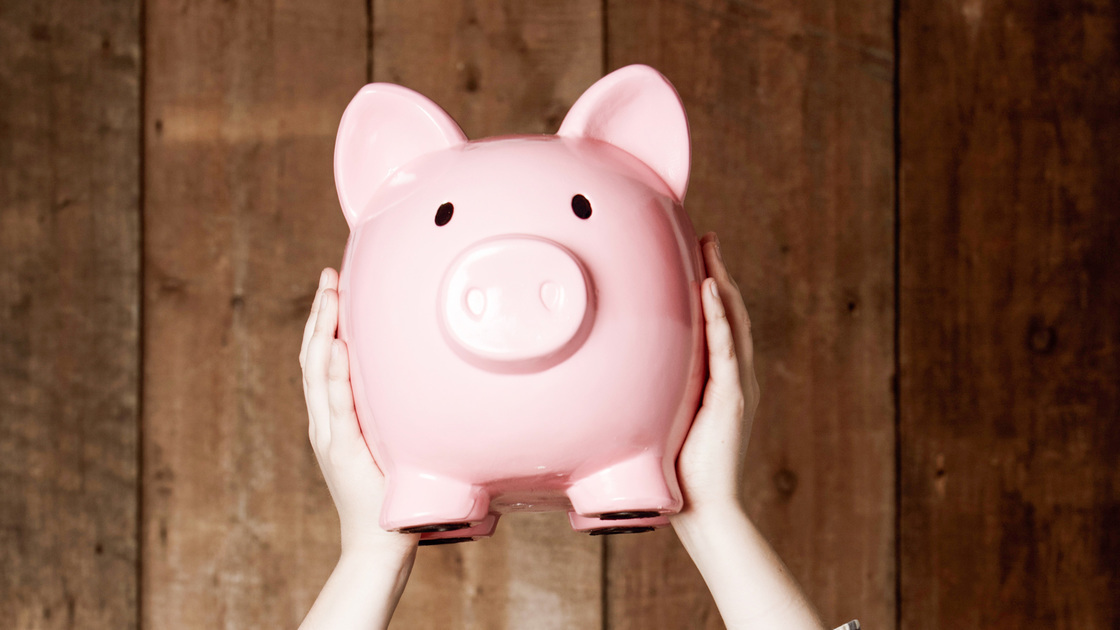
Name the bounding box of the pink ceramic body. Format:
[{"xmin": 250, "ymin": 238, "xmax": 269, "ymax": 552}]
[{"xmin": 332, "ymin": 65, "xmax": 706, "ymax": 540}]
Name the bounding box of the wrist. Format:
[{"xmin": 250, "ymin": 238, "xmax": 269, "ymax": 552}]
[
  {"xmin": 670, "ymin": 497, "xmax": 751, "ymax": 548},
  {"xmin": 335, "ymin": 538, "xmax": 418, "ymax": 594},
  {"xmin": 301, "ymin": 531, "xmax": 419, "ymax": 630},
  {"xmin": 671, "ymin": 494, "xmax": 746, "ymax": 526},
  {"xmin": 340, "ymin": 529, "xmax": 419, "ymax": 565},
  {"xmin": 670, "ymin": 500, "xmax": 826, "ymax": 629}
]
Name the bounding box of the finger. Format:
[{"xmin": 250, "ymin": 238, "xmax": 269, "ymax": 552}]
[
  {"xmin": 699, "ymin": 231, "xmax": 716, "ymax": 278},
  {"xmin": 700, "ymin": 236, "xmax": 748, "ymax": 328},
  {"xmin": 321, "ymin": 267, "xmax": 339, "ymax": 292},
  {"xmin": 300, "ymin": 269, "xmax": 330, "ymax": 369},
  {"xmin": 302, "ymin": 284, "xmax": 326, "ymax": 442},
  {"xmin": 701, "ymin": 236, "xmax": 756, "ymax": 376},
  {"xmin": 699, "ymin": 230, "xmax": 719, "ymax": 251},
  {"xmin": 327, "ymin": 339, "xmax": 362, "ymax": 442},
  {"xmin": 700, "ymin": 278, "xmax": 743, "ymax": 412},
  {"xmin": 305, "ymin": 289, "xmax": 339, "ymax": 445}
]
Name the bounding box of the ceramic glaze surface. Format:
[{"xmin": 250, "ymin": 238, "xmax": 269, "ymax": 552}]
[{"xmin": 333, "ymin": 65, "xmax": 707, "ymax": 542}]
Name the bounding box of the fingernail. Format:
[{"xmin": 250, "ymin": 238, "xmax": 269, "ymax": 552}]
[
  {"xmin": 319, "ymin": 269, "xmax": 329, "ymax": 288},
  {"xmin": 709, "ymin": 279, "xmax": 719, "ymax": 299},
  {"xmin": 713, "ymin": 235, "xmax": 723, "ymax": 262}
]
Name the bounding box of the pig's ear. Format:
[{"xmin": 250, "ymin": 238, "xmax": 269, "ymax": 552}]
[
  {"xmin": 558, "ymin": 65, "xmax": 690, "ymax": 201},
  {"xmin": 334, "ymin": 84, "xmax": 467, "ymax": 228}
]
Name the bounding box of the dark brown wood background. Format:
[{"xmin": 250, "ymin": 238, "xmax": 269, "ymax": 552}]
[{"xmin": 1, "ymin": 0, "xmax": 1115, "ymax": 627}]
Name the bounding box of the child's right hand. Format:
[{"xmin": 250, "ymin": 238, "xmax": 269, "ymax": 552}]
[{"xmin": 669, "ymin": 233, "xmax": 826, "ymax": 630}]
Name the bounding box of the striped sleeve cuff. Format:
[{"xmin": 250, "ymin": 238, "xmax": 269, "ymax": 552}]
[{"xmin": 833, "ymin": 622, "xmax": 860, "ymax": 630}]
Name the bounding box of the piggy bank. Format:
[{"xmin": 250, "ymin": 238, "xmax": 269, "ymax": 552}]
[{"xmin": 334, "ymin": 65, "xmax": 706, "ymax": 544}]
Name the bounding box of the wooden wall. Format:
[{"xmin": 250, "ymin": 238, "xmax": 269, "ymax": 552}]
[
  {"xmin": 1, "ymin": 0, "xmax": 1115, "ymax": 628},
  {"xmin": 898, "ymin": 0, "xmax": 1120, "ymax": 627}
]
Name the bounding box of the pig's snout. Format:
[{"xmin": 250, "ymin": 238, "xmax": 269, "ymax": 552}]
[{"xmin": 439, "ymin": 236, "xmax": 593, "ymax": 371}]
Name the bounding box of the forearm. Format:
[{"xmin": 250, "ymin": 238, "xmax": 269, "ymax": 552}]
[
  {"xmin": 672, "ymin": 501, "xmax": 825, "ymax": 630},
  {"xmin": 299, "ymin": 542, "xmax": 417, "ymax": 630}
]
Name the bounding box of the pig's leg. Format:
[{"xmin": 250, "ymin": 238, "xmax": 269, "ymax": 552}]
[
  {"xmin": 568, "ymin": 511, "xmax": 669, "ymax": 535},
  {"xmin": 566, "ymin": 452, "xmax": 682, "ymax": 519},
  {"xmin": 379, "ymin": 468, "xmax": 491, "ymax": 533},
  {"xmin": 418, "ymin": 513, "xmax": 500, "ymax": 546}
]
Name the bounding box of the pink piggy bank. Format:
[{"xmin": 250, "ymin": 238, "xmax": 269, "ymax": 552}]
[{"xmin": 334, "ymin": 65, "xmax": 706, "ymax": 544}]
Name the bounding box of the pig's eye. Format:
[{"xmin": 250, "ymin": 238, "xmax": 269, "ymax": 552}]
[
  {"xmin": 435, "ymin": 202, "xmax": 454, "ymax": 226},
  {"xmin": 571, "ymin": 194, "xmax": 592, "ymax": 220}
]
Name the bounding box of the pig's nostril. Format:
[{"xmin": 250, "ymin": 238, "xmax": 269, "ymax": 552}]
[
  {"xmin": 540, "ymin": 282, "xmax": 564, "ymax": 312},
  {"xmin": 465, "ymin": 288, "xmax": 486, "ymax": 317}
]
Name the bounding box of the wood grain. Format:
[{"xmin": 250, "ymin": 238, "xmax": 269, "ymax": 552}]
[
  {"xmin": 0, "ymin": 0, "xmax": 141, "ymax": 628},
  {"xmin": 142, "ymin": 0, "xmax": 364, "ymax": 626},
  {"xmin": 899, "ymin": 0, "xmax": 1120, "ymax": 627},
  {"xmin": 7, "ymin": 0, "xmax": 1114, "ymax": 627},
  {"xmin": 371, "ymin": 1, "xmax": 606, "ymax": 627},
  {"xmin": 606, "ymin": 1, "xmax": 896, "ymax": 628}
]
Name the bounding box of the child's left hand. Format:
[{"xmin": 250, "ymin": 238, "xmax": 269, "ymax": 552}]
[{"xmin": 300, "ymin": 268, "xmax": 418, "ymax": 555}]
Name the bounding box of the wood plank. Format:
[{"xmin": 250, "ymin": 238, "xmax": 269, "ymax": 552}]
[
  {"xmin": 371, "ymin": 1, "xmax": 606, "ymax": 627},
  {"xmin": 899, "ymin": 0, "xmax": 1120, "ymax": 627},
  {"xmin": 0, "ymin": 0, "xmax": 141, "ymax": 627},
  {"xmin": 605, "ymin": 1, "xmax": 896, "ymax": 628},
  {"xmin": 142, "ymin": 1, "xmax": 365, "ymax": 626}
]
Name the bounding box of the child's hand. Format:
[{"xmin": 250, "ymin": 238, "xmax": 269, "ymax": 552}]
[
  {"xmin": 670, "ymin": 235, "xmax": 826, "ymax": 630},
  {"xmin": 298, "ymin": 269, "xmax": 418, "ymax": 630},
  {"xmin": 673, "ymin": 232, "xmax": 761, "ymax": 518},
  {"xmin": 300, "ymin": 268, "xmax": 418, "ymax": 555}
]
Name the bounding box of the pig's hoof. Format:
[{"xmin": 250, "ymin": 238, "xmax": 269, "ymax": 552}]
[
  {"xmin": 598, "ymin": 510, "xmax": 661, "ymax": 520},
  {"xmin": 589, "ymin": 526, "xmax": 656, "ymax": 536},
  {"xmin": 418, "ymin": 537, "xmax": 474, "ymax": 546},
  {"xmin": 399, "ymin": 522, "xmax": 472, "ymax": 534}
]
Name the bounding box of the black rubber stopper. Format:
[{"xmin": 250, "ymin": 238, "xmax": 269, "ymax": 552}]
[
  {"xmin": 589, "ymin": 526, "xmax": 656, "ymax": 536},
  {"xmin": 399, "ymin": 522, "xmax": 471, "ymax": 534},
  {"xmin": 598, "ymin": 511, "xmax": 661, "ymax": 520},
  {"xmin": 419, "ymin": 537, "xmax": 474, "ymax": 546}
]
